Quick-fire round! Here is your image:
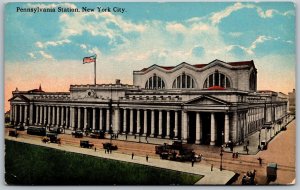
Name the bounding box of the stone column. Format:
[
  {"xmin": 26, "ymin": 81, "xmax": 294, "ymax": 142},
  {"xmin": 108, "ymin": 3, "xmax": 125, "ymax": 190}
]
[
  {"xmin": 225, "ymin": 113, "xmax": 229, "ymax": 144},
  {"xmin": 151, "ymin": 110, "xmax": 155, "ymax": 137},
  {"xmin": 40, "ymin": 106, "xmax": 43, "ymax": 125},
  {"xmin": 129, "ymin": 109, "xmax": 133, "ymax": 134},
  {"xmin": 123, "ymin": 109, "xmax": 127, "ymax": 133},
  {"xmin": 78, "ymin": 107, "xmax": 81, "ymax": 129},
  {"xmin": 48, "ymin": 106, "xmax": 51, "ymax": 126},
  {"xmin": 43, "ymin": 106, "xmax": 47, "ymax": 125},
  {"xmin": 99, "ymin": 108, "xmax": 103, "ymax": 130},
  {"xmin": 66, "ymin": 107, "xmax": 69, "ymax": 128},
  {"xmin": 136, "ymin": 109, "xmax": 140, "ymax": 134},
  {"xmin": 210, "ymin": 112, "xmax": 216, "ymax": 145},
  {"xmin": 106, "ymin": 108, "xmax": 110, "ymax": 132},
  {"xmin": 143, "ymin": 110, "xmax": 147, "ymax": 136},
  {"xmin": 174, "ymin": 111, "xmax": 178, "ymax": 137},
  {"xmin": 19, "ymin": 105, "xmax": 23, "ymax": 125},
  {"xmin": 158, "ymin": 110, "xmax": 162, "ymax": 136},
  {"xmin": 52, "ymin": 106, "xmax": 55, "ymax": 126},
  {"xmin": 24, "ymin": 105, "xmax": 28, "ymax": 126},
  {"xmin": 29, "ymin": 104, "xmax": 33, "ymax": 125},
  {"xmin": 61, "ymin": 106, "xmax": 64, "ymax": 127},
  {"xmin": 196, "ymin": 112, "xmax": 200, "ymax": 144},
  {"xmin": 56, "ymin": 107, "xmax": 60, "ymax": 127},
  {"xmin": 92, "ymin": 108, "xmax": 96, "ymax": 130},
  {"xmin": 71, "ymin": 107, "xmax": 75, "ymax": 130},
  {"xmin": 114, "ymin": 108, "xmax": 120, "ymax": 132},
  {"xmin": 182, "ymin": 111, "xmax": 188, "ymax": 143},
  {"xmin": 166, "ymin": 111, "xmax": 170, "ymax": 138},
  {"xmin": 84, "ymin": 107, "xmax": 87, "ymax": 130},
  {"xmin": 36, "ymin": 105, "xmax": 39, "ymax": 124}
]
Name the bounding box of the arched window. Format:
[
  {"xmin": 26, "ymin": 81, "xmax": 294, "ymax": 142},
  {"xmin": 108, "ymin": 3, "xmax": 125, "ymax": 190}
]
[
  {"xmin": 249, "ymin": 71, "xmax": 257, "ymax": 91},
  {"xmin": 145, "ymin": 74, "xmax": 165, "ymax": 89},
  {"xmin": 172, "ymin": 72, "xmax": 196, "ymax": 89},
  {"xmin": 203, "ymin": 70, "xmax": 231, "ymax": 89}
]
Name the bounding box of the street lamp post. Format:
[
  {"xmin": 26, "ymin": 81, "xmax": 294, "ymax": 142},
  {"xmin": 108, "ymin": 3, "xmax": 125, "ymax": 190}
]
[{"xmin": 220, "ymin": 146, "xmax": 224, "ymax": 171}]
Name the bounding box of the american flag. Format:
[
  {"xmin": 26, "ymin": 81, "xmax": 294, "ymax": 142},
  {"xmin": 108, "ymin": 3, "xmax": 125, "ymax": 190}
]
[{"xmin": 83, "ymin": 55, "xmax": 96, "ymax": 64}]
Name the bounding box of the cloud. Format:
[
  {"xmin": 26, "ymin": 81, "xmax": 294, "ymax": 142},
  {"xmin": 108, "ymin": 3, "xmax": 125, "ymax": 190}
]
[
  {"xmin": 227, "ymin": 35, "xmax": 292, "ymax": 56},
  {"xmin": 80, "ymin": 44, "xmax": 87, "ymax": 49},
  {"xmin": 58, "ymin": 11, "xmax": 146, "ymax": 47},
  {"xmin": 88, "ymin": 47, "xmax": 102, "ymax": 57},
  {"xmin": 36, "ymin": 39, "xmax": 71, "ymax": 48},
  {"xmin": 28, "ymin": 52, "xmax": 36, "ymax": 59},
  {"xmin": 210, "ymin": 2, "xmax": 294, "ymax": 25},
  {"xmin": 39, "ymin": 51, "xmax": 54, "ymax": 59}
]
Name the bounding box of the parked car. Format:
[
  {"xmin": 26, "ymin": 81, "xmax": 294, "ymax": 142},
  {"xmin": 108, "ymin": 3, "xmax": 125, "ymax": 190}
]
[
  {"xmin": 102, "ymin": 142, "xmax": 118, "ymax": 150},
  {"xmin": 72, "ymin": 130, "xmax": 84, "ymax": 138},
  {"xmin": 267, "ymin": 163, "xmax": 277, "ymax": 181},
  {"xmin": 27, "ymin": 127, "xmax": 46, "ymax": 136},
  {"xmin": 80, "ymin": 140, "xmax": 94, "ymax": 148},
  {"xmin": 9, "ymin": 130, "xmax": 18, "ymax": 137},
  {"xmin": 260, "ymin": 140, "xmax": 268, "ymax": 150},
  {"xmin": 46, "ymin": 133, "xmax": 59, "ymax": 143},
  {"xmin": 90, "ymin": 130, "xmax": 105, "ymax": 139},
  {"xmin": 15, "ymin": 125, "xmax": 25, "ymax": 131}
]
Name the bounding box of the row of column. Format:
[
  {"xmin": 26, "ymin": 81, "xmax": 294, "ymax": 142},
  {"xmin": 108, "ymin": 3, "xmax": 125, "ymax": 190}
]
[
  {"xmin": 10, "ymin": 103, "xmax": 231, "ymax": 145},
  {"xmin": 121, "ymin": 109, "xmax": 178, "ymax": 138}
]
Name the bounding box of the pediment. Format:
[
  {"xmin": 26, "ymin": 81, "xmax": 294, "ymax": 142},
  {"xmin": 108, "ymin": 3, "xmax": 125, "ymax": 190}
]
[
  {"xmin": 8, "ymin": 95, "xmax": 29, "ymax": 102},
  {"xmin": 185, "ymin": 95, "xmax": 229, "ymax": 105}
]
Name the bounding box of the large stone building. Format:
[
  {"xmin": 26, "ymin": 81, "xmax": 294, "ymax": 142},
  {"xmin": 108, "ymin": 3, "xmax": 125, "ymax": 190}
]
[{"xmin": 8, "ymin": 59, "xmax": 289, "ymax": 146}]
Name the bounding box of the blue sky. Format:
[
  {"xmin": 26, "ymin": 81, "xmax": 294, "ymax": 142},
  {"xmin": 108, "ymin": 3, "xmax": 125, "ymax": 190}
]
[{"xmin": 4, "ymin": 2, "xmax": 296, "ymax": 111}]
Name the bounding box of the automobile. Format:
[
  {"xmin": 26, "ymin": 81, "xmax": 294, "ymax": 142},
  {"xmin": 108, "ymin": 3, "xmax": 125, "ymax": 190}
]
[
  {"xmin": 27, "ymin": 127, "xmax": 46, "ymax": 136},
  {"xmin": 46, "ymin": 133, "xmax": 59, "ymax": 143},
  {"xmin": 102, "ymin": 142, "xmax": 118, "ymax": 150},
  {"xmin": 9, "ymin": 130, "xmax": 18, "ymax": 137},
  {"xmin": 267, "ymin": 163, "xmax": 277, "ymax": 181},
  {"xmin": 260, "ymin": 140, "xmax": 268, "ymax": 150},
  {"xmin": 90, "ymin": 130, "xmax": 105, "ymax": 139},
  {"xmin": 80, "ymin": 140, "xmax": 94, "ymax": 148},
  {"xmin": 49, "ymin": 126, "xmax": 64, "ymax": 134},
  {"xmin": 72, "ymin": 130, "xmax": 84, "ymax": 138},
  {"xmin": 14, "ymin": 125, "xmax": 25, "ymax": 131}
]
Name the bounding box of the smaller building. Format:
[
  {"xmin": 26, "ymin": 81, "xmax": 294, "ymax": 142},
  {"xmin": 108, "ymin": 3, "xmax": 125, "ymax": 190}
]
[{"xmin": 288, "ymin": 89, "xmax": 296, "ymax": 115}]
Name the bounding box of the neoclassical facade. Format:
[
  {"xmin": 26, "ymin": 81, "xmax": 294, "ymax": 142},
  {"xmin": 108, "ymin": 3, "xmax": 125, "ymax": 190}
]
[{"xmin": 9, "ymin": 59, "xmax": 289, "ymax": 145}]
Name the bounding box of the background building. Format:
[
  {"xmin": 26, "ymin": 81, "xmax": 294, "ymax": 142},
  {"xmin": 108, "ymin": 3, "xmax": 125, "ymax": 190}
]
[{"xmin": 8, "ymin": 59, "xmax": 289, "ymax": 146}]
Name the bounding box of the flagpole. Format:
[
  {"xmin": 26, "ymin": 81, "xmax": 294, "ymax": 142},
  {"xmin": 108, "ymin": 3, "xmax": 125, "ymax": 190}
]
[{"xmin": 94, "ymin": 57, "xmax": 96, "ymax": 85}]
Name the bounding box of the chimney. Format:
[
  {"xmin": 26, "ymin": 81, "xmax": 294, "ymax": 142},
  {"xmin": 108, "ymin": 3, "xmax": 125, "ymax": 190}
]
[{"xmin": 116, "ymin": 79, "xmax": 121, "ymax": 85}]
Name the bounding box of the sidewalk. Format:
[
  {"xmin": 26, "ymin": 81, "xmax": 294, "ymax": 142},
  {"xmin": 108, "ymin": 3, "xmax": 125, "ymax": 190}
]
[
  {"xmin": 5, "ymin": 136, "xmax": 235, "ymax": 185},
  {"xmin": 223, "ymin": 117, "xmax": 295, "ymax": 155}
]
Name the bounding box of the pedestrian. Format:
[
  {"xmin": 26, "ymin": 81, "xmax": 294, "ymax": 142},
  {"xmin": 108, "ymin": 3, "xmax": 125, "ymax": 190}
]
[
  {"xmin": 232, "ymin": 152, "xmax": 235, "ymax": 158},
  {"xmin": 146, "ymin": 155, "xmax": 149, "ymax": 162},
  {"xmin": 191, "ymin": 159, "xmax": 194, "ymax": 167},
  {"xmin": 211, "ymin": 164, "xmax": 213, "ymax": 171},
  {"xmin": 246, "ymin": 146, "xmax": 249, "ymax": 155},
  {"xmin": 125, "ymin": 134, "xmax": 127, "ymax": 140},
  {"xmin": 236, "ymin": 152, "xmax": 239, "ymax": 158},
  {"xmin": 258, "ymin": 157, "xmax": 262, "ymax": 166},
  {"xmin": 94, "ymin": 147, "xmax": 97, "ymax": 152},
  {"xmin": 132, "ymin": 152, "xmax": 134, "ymax": 159}
]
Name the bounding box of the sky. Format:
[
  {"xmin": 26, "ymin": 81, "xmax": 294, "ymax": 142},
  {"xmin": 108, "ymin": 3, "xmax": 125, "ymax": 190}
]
[{"xmin": 4, "ymin": 2, "xmax": 296, "ymax": 111}]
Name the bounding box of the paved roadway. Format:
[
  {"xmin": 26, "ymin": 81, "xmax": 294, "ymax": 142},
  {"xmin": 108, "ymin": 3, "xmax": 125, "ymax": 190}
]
[{"xmin": 5, "ymin": 119, "xmax": 295, "ymax": 185}]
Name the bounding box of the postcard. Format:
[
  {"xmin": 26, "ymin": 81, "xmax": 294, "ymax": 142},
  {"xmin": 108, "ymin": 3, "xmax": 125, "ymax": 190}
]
[{"xmin": 4, "ymin": 1, "xmax": 296, "ymax": 185}]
